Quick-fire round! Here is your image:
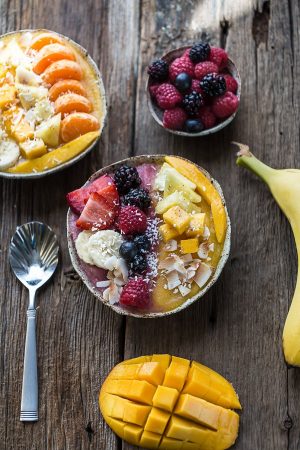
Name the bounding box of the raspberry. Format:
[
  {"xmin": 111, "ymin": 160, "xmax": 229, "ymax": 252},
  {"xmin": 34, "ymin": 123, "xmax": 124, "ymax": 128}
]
[
  {"xmin": 200, "ymin": 73, "xmax": 226, "ymax": 97},
  {"xmin": 183, "ymin": 48, "xmax": 191, "ymax": 58},
  {"xmin": 149, "ymin": 83, "xmax": 160, "ymax": 98},
  {"xmin": 182, "ymin": 91, "xmax": 204, "ymax": 116},
  {"xmin": 189, "ymin": 42, "xmax": 210, "ymax": 63},
  {"xmin": 147, "ymin": 59, "xmax": 169, "ymax": 81},
  {"xmin": 169, "ymin": 57, "xmax": 194, "ymax": 82},
  {"xmin": 209, "ymin": 47, "xmax": 228, "ymax": 69},
  {"xmin": 114, "ymin": 165, "xmax": 141, "ymax": 194},
  {"xmin": 156, "ymin": 83, "xmax": 182, "ymax": 109},
  {"xmin": 222, "ymin": 74, "xmax": 238, "ymax": 93},
  {"xmin": 163, "ymin": 107, "xmax": 187, "ymax": 130},
  {"xmin": 190, "ymin": 79, "xmax": 205, "ymax": 95},
  {"xmin": 194, "ymin": 61, "xmax": 218, "ymax": 80},
  {"xmin": 198, "ymin": 106, "xmax": 217, "ymax": 129},
  {"xmin": 117, "ymin": 206, "xmax": 147, "ymax": 235},
  {"xmin": 120, "ymin": 278, "xmax": 150, "ymax": 309},
  {"xmin": 212, "ymin": 91, "xmax": 239, "ymax": 118},
  {"xmin": 123, "ymin": 188, "xmax": 151, "ymax": 211}
]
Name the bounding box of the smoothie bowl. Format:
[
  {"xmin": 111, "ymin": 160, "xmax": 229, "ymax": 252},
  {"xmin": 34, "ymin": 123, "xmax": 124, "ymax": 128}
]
[
  {"xmin": 0, "ymin": 29, "xmax": 106, "ymax": 178},
  {"xmin": 67, "ymin": 155, "xmax": 230, "ymax": 318}
]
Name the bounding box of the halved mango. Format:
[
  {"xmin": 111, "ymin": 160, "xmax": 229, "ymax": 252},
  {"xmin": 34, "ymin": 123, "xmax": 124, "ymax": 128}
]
[
  {"xmin": 99, "ymin": 354, "xmax": 241, "ymax": 450},
  {"xmin": 32, "ymin": 43, "xmax": 75, "ymax": 74}
]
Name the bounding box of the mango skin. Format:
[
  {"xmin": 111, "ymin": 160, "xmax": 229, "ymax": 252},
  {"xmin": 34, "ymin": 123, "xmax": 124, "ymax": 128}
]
[{"xmin": 99, "ymin": 355, "xmax": 241, "ymax": 450}]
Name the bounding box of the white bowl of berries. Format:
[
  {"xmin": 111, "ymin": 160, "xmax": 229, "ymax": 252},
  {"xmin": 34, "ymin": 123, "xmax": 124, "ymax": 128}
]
[{"xmin": 147, "ymin": 42, "xmax": 241, "ymax": 136}]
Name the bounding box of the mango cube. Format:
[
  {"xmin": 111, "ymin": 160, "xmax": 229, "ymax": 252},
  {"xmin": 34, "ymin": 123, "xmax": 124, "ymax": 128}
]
[
  {"xmin": 11, "ymin": 119, "xmax": 34, "ymax": 143},
  {"xmin": 123, "ymin": 402, "xmax": 151, "ymax": 426},
  {"xmin": 163, "ymin": 206, "xmax": 191, "ymax": 235},
  {"xmin": 140, "ymin": 431, "xmax": 161, "ymax": 448},
  {"xmin": 186, "ymin": 213, "xmax": 206, "ymax": 237},
  {"xmin": 159, "ymin": 223, "xmax": 179, "ymax": 243},
  {"xmin": 152, "ymin": 385, "xmax": 179, "ymax": 412},
  {"xmin": 124, "ymin": 424, "xmax": 143, "ymax": 443},
  {"xmin": 144, "ymin": 407, "xmax": 170, "ymax": 434},
  {"xmin": 19, "ymin": 138, "xmax": 47, "ymax": 159},
  {"xmin": 0, "ymin": 85, "xmax": 16, "ymax": 108},
  {"xmin": 163, "ymin": 358, "xmax": 190, "ymax": 391},
  {"xmin": 180, "ymin": 238, "xmax": 199, "ymax": 254},
  {"xmin": 137, "ymin": 362, "xmax": 165, "ymax": 385}
]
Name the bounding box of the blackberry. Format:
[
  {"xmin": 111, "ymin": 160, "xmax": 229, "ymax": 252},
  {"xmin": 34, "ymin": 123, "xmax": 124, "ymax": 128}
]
[
  {"xmin": 123, "ymin": 188, "xmax": 151, "ymax": 211},
  {"xmin": 200, "ymin": 73, "xmax": 226, "ymax": 97},
  {"xmin": 147, "ymin": 59, "xmax": 169, "ymax": 81},
  {"xmin": 130, "ymin": 254, "xmax": 148, "ymax": 274},
  {"xmin": 189, "ymin": 42, "xmax": 210, "ymax": 63},
  {"xmin": 119, "ymin": 241, "xmax": 138, "ymax": 262},
  {"xmin": 182, "ymin": 91, "xmax": 204, "ymax": 116},
  {"xmin": 114, "ymin": 165, "xmax": 141, "ymax": 194},
  {"xmin": 133, "ymin": 234, "xmax": 151, "ymax": 253}
]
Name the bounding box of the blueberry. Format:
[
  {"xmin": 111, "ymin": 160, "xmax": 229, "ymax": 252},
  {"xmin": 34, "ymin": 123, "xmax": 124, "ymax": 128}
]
[
  {"xmin": 185, "ymin": 119, "xmax": 204, "ymax": 133},
  {"xmin": 174, "ymin": 72, "xmax": 192, "ymax": 92},
  {"xmin": 119, "ymin": 241, "xmax": 138, "ymax": 262}
]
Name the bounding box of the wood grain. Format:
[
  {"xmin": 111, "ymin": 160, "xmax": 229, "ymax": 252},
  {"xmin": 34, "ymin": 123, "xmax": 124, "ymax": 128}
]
[{"xmin": 0, "ymin": 0, "xmax": 299, "ymax": 449}]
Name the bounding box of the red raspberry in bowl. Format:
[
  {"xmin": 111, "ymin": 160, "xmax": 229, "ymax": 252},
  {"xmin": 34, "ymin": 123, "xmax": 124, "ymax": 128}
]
[
  {"xmin": 222, "ymin": 74, "xmax": 238, "ymax": 93},
  {"xmin": 169, "ymin": 57, "xmax": 194, "ymax": 82},
  {"xmin": 198, "ymin": 106, "xmax": 217, "ymax": 129},
  {"xmin": 148, "ymin": 83, "xmax": 160, "ymax": 98},
  {"xmin": 189, "ymin": 79, "xmax": 206, "ymax": 95},
  {"xmin": 163, "ymin": 107, "xmax": 187, "ymax": 130},
  {"xmin": 120, "ymin": 278, "xmax": 150, "ymax": 309},
  {"xmin": 194, "ymin": 61, "xmax": 218, "ymax": 80},
  {"xmin": 212, "ymin": 91, "xmax": 239, "ymax": 118},
  {"xmin": 117, "ymin": 205, "xmax": 147, "ymax": 235},
  {"xmin": 209, "ymin": 47, "xmax": 228, "ymax": 69},
  {"xmin": 156, "ymin": 83, "xmax": 182, "ymax": 109}
]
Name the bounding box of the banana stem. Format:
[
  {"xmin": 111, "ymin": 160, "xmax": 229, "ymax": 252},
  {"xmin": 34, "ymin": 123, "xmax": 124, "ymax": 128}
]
[{"xmin": 234, "ymin": 142, "xmax": 277, "ymax": 185}]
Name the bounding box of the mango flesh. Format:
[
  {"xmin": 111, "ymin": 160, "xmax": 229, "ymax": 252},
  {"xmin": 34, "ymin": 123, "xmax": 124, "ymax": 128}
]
[{"xmin": 100, "ymin": 355, "xmax": 241, "ymax": 450}]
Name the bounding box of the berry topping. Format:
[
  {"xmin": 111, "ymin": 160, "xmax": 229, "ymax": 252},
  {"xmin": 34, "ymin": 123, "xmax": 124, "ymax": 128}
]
[
  {"xmin": 209, "ymin": 47, "xmax": 228, "ymax": 69},
  {"xmin": 76, "ymin": 183, "xmax": 119, "ymax": 231},
  {"xmin": 194, "ymin": 61, "xmax": 218, "ymax": 80},
  {"xmin": 117, "ymin": 206, "xmax": 147, "ymax": 235},
  {"xmin": 147, "ymin": 59, "xmax": 169, "ymax": 81},
  {"xmin": 130, "ymin": 253, "xmax": 148, "ymax": 274},
  {"xmin": 114, "ymin": 165, "xmax": 141, "ymax": 194},
  {"xmin": 123, "ymin": 187, "xmax": 151, "ymax": 211},
  {"xmin": 163, "ymin": 107, "xmax": 187, "ymax": 130},
  {"xmin": 223, "ymin": 74, "xmax": 238, "ymax": 93},
  {"xmin": 185, "ymin": 119, "xmax": 204, "ymax": 133},
  {"xmin": 174, "ymin": 73, "xmax": 192, "ymax": 92},
  {"xmin": 133, "ymin": 234, "xmax": 151, "ymax": 253},
  {"xmin": 198, "ymin": 106, "xmax": 217, "ymax": 129},
  {"xmin": 212, "ymin": 91, "xmax": 239, "ymax": 118},
  {"xmin": 189, "ymin": 42, "xmax": 210, "ymax": 63},
  {"xmin": 169, "ymin": 57, "xmax": 194, "ymax": 82},
  {"xmin": 182, "ymin": 91, "xmax": 204, "ymax": 116},
  {"xmin": 200, "ymin": 73, "xmax": 226, "ymax": 97},
  {"xmin": 120, "ymin": 278, "xmax": 150, "ymax": 309},
  {"xmin": 66, "ymin": 175, "xmax": 113, "ymax": 215},
  {"xmin": 156, "ymin": 83, "xmax": 182, "ymax": 109},
  {"xmin": 119, "ymin": 241, "xmax": 139, "ymax": 262}
]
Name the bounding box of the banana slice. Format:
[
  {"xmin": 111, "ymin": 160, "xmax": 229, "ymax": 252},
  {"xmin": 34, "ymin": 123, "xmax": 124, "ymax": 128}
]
[
  {"xmin": 75, "ymin": 230, "xmax": 94, "ymax": 265},
  {"xmin": 0, "ymin": 139, "xmax": 20, "ymax": 170},
  {"xmin": 87, "ymin": 230, "xmax": 124, "ymax": 270}
]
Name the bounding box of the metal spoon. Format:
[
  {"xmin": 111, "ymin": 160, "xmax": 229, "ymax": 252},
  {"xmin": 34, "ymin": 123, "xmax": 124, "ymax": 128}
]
[{"xmin": 9, "ymin": 222, "xmax": 59, "ymax": 422}]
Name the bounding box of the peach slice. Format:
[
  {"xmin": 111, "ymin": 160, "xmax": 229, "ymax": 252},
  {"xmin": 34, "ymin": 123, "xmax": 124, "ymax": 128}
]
[
  {"xmin": 29, "ymin": 32, "xmax": 62, "ymax": 51},
  {"xmin": 42, "ymin": 60, "xmax": 83, "ymax": 85},
  {"xmin": 54, "ymin": 93, "xmax": 92, "ymax": 116},
  {"xmin": 61, "ymin": 112, "xmax": 100, "ymax": 142},
  {"xmin": 49, "ymin": 79, "xmax": 87, "ymax": 101},
  {"xmin": 32, "ymin": 43, "xmax": 75, "ymax": 75}
]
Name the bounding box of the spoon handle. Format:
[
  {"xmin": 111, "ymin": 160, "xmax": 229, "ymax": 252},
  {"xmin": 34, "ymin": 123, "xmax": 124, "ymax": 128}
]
[{"xmin": 20, "ymin": 308, "xmax": 38, "ymax": 421}]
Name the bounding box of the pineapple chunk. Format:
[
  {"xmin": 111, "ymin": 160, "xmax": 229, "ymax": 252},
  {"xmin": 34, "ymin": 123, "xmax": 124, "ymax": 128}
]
[
  {"xmin": 19, "ymin": 138, "xmax": 47, "ymax": 159},
  {"xmin": 164, "ymin": 170, "xmax": 202, "ymax": 204},
  {"xmin": 186, "ymin": 213, "xmax": 206, "ymax": 237},
  {"xmin": 159, "ymin": 223, "xmax": 179, "ymax": 243},
  {"xmin": 0, "ymin": 85, "xmax": 16, "ymax": 109},
  {"xmin": 16, "ymin": 83, "xmax": 48, "ymax": 109},
  {"xmin": 155, "ymin": 163, "xmax": 196, "ymax": 191},
  {"xmin": 35, "ymin": 114, "xmax": 61, "ymax": 147},
  {"xmin": 181, "ymin": 238, "xmax": 199, "ymax": 254},
  {"xmin": 156, "ymin": 191, "xmax": 190, "ymax": 215},
  {"xmin": 11, "ymin": 119, "xmax": 34, "ymax": 143},
  {"xmin": 163, "ymin": 206, "xmax": 191, "ymax": 235}
]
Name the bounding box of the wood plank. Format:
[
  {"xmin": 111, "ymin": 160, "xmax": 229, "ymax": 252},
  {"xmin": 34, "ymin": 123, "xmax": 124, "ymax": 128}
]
[{"xmin": 0, "ymin": 0, "xmax": 140, "ymax": 449}]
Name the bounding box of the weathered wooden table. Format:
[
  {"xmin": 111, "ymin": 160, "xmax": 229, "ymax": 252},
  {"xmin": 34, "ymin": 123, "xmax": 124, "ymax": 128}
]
[{"xmin": 0, "ymin": 0, "xmax": 299, "ymax": 448}]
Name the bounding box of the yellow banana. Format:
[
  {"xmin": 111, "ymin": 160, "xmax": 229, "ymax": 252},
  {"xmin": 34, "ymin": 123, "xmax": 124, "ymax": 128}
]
[{"xmin": 235, "ymin": 142, "xmax": 300, "ymax": 367}]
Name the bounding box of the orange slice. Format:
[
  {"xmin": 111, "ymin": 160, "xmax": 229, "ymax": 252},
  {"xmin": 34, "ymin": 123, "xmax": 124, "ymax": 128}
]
[
  {"xmin": 49, "ymin": 79, "xmax": 87, "ymax": 101},
  {"xmin": 29, "ymin": 32, "xmax": 62, "ymax": 51},
  {"xmin": 54, "ymin": 93, "xmax": 92, "ymax": 116},
  {"xmin": 42, "ymin": 60, "xmax": 83, "ymax": 85},
  {"xmin": 32, "ymin": 43, "xmax": 75, "ymax": 74},
  {"xmin": 61, "ymin": 112, "xmax": 100, "ymax": 142}
]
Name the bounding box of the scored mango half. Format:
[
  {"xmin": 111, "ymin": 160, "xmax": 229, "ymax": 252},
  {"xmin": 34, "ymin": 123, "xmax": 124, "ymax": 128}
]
[
  {"xmin": 165, "ymin": 156, "xmax": 227, "ymax": 244},
  {"xmin": 99, "ymin": 354, "xmax": 241, "ymax": 450}
]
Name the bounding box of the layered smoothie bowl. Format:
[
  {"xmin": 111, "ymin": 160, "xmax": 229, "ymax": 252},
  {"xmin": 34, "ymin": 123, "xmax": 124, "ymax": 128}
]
[
  {"xmin": 0, "ymin": 29, "xmax": 106, "ymax": 178},
  {"xmin": 67, "ymin": 155, "xmax": 230, "ymax": 317}
]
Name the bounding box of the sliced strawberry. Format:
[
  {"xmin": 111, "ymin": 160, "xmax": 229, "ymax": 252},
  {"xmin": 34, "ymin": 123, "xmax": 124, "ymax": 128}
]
[
  {"xmin": 76, "ymin": 192, "xmax": 116, "ymax": 230},
  {"xmin": 98, "ymin": 183, "xmax": 120, "ymax": 211},
  {"xmin": 66, "ymin": 175, "xmax": 113, "ymax": 215}
]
